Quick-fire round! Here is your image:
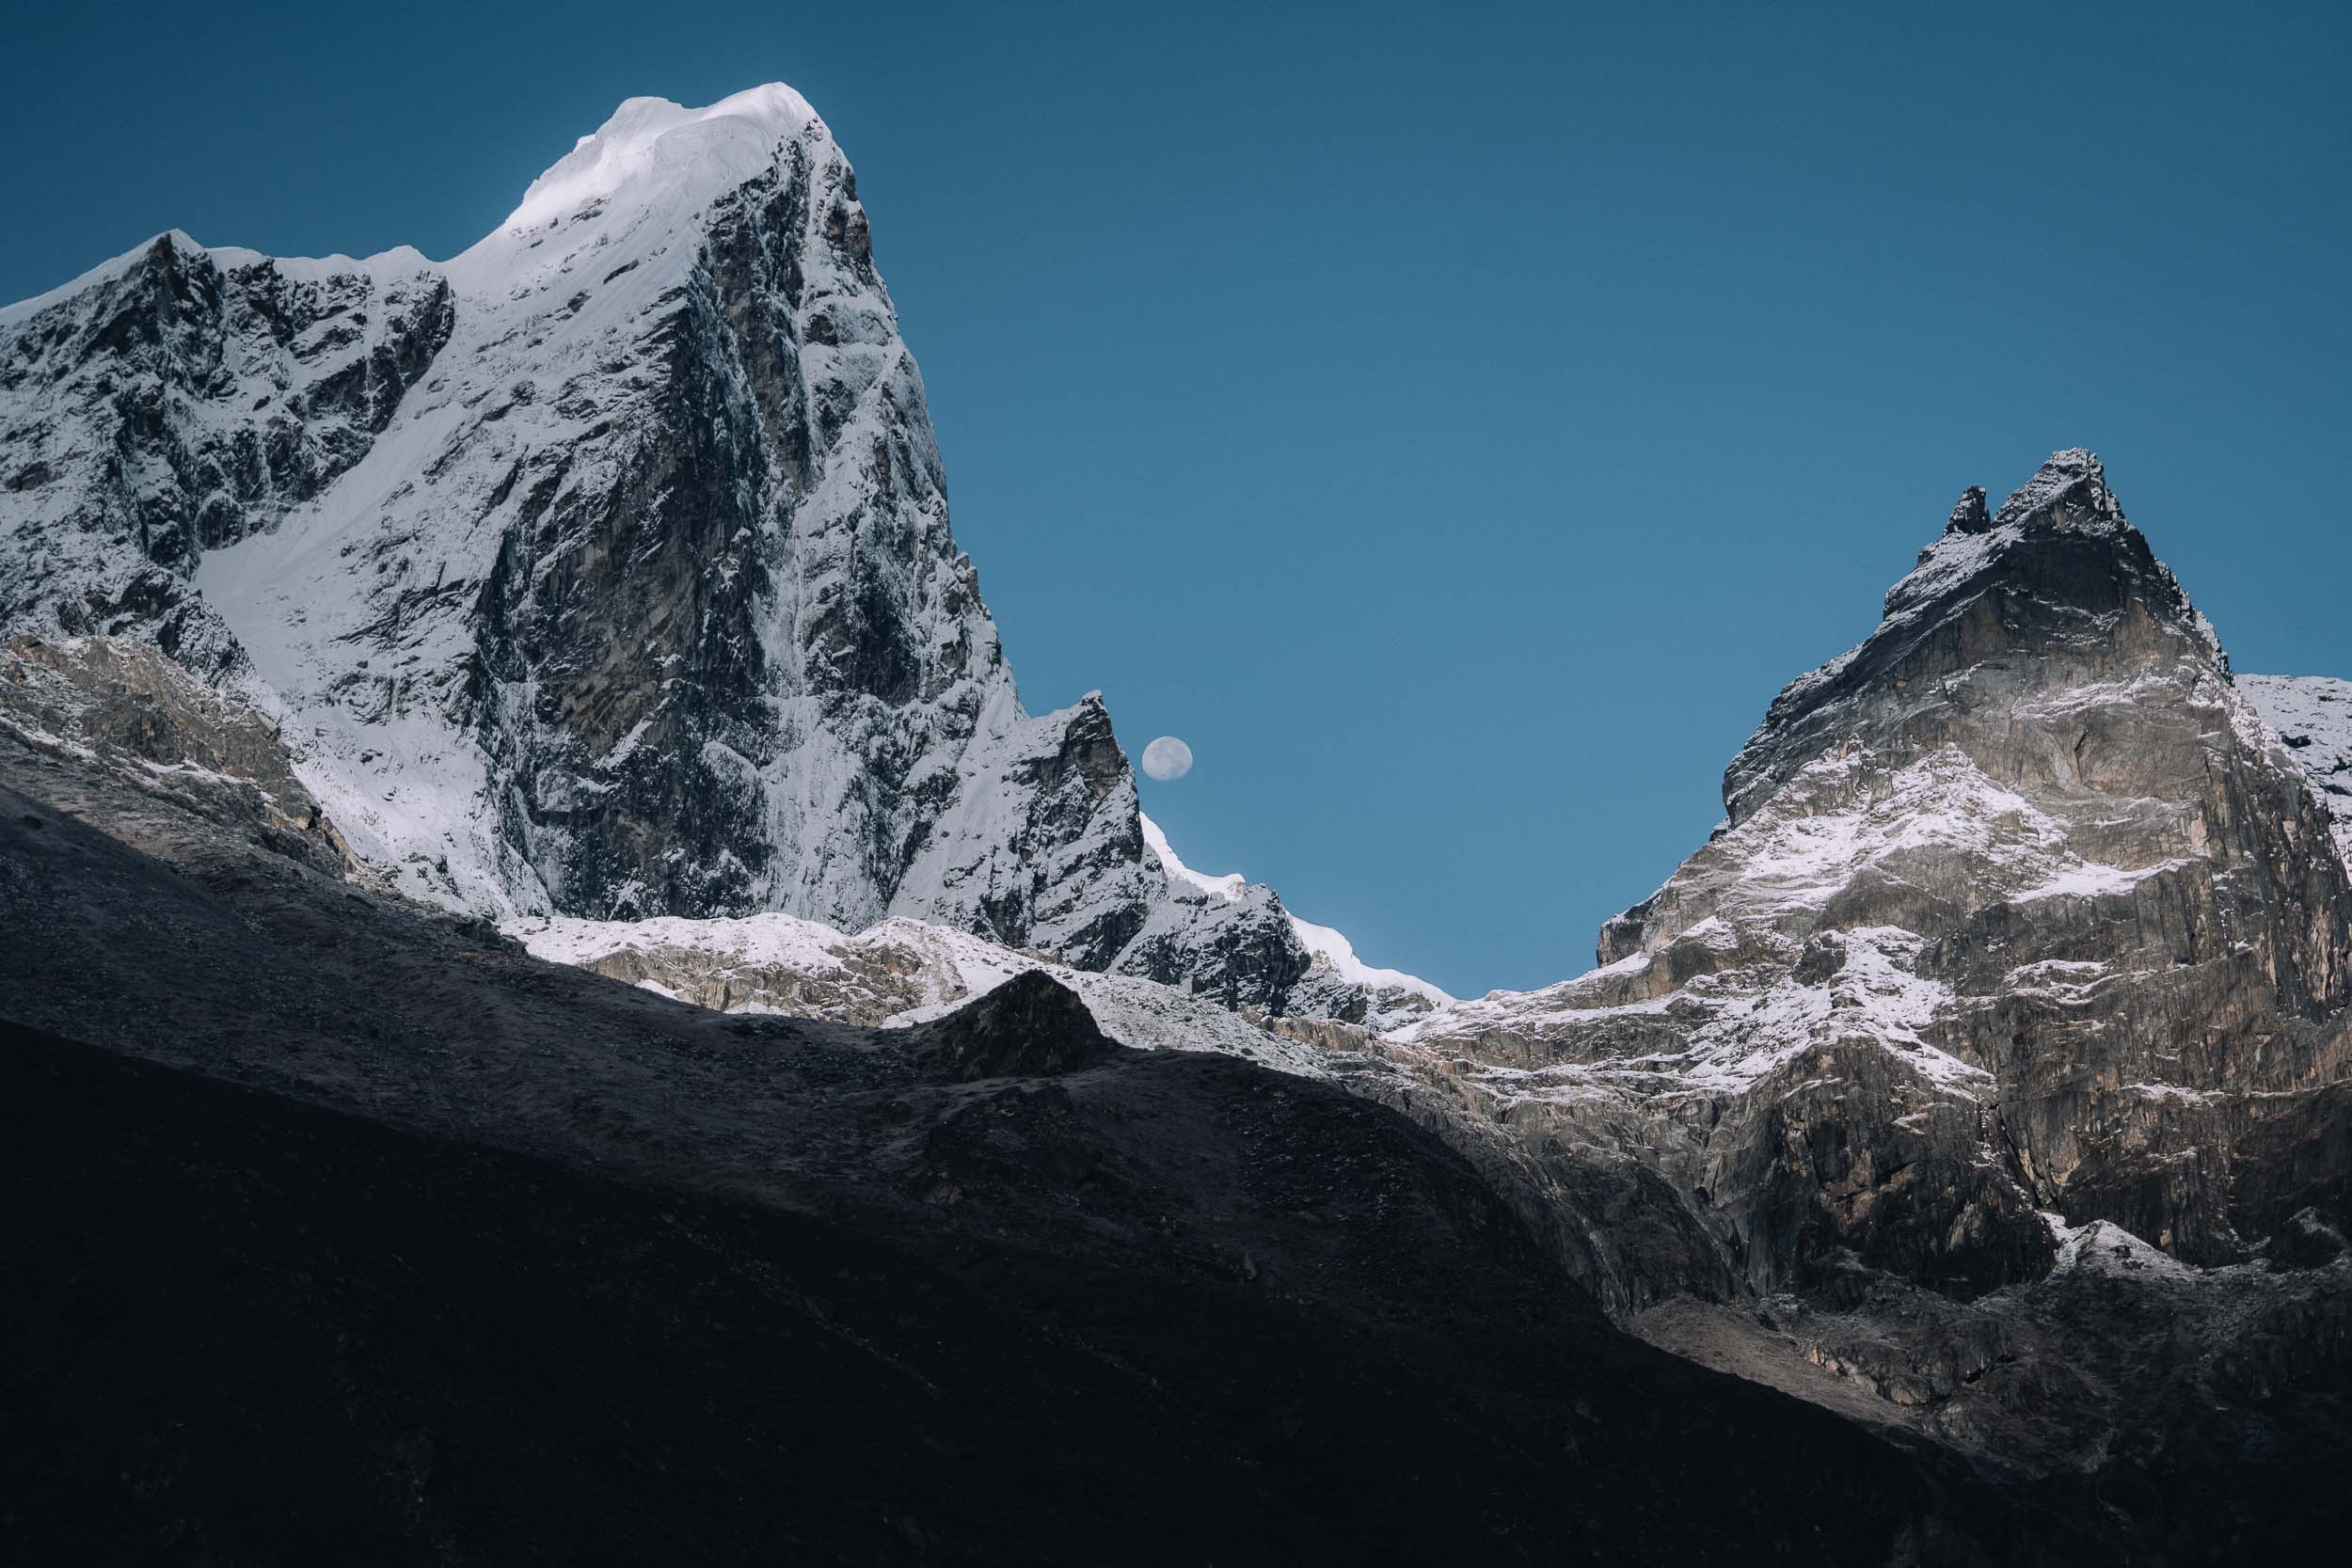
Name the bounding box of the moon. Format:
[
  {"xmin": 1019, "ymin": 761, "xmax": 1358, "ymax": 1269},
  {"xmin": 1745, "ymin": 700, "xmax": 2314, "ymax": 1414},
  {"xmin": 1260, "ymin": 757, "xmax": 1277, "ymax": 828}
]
[{"xmin": 1139, "ymin": 736, "xmax": 1193, "ymax": 782}]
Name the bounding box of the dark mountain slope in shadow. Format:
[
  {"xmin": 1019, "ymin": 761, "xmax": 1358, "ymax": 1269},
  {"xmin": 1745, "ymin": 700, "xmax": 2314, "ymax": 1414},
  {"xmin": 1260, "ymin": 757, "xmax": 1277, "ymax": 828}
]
[
  {"xmin": 2, "ymin": 1018, "xmax": 2075, "ymax": 1567},
  {"xmin": 0, "ymin": 729, "xmax": 2097, "ymax": 1564}
]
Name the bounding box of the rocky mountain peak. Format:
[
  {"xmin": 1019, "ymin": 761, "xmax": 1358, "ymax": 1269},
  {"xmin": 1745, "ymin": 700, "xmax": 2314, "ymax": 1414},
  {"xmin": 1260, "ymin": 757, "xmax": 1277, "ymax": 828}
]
[
  {"xmin": 497, "ymin": 86, "xmax": 822, "ymax": 237},
  {"xmin": 0, "ymin": 84, "xmax": 1421, "ymax": 1027},
  {"xmin": 1727, "ymin": 450, "xmax": 2214, "ymax": 825},
  {"xmin": 1990, "ymin": 445, "xmax": 2123, "ymax": 530},
  {"xmin": 1398, "ymin": 449, "xmax": 2351, "ymax": 1311},
  {"xmin": 1943, "ymin": 484, "xmax": 1991, "ymax": 536},
  {"xmin": 906, "ymin": 969, "xmax": 1117, "ymax": 1082}
]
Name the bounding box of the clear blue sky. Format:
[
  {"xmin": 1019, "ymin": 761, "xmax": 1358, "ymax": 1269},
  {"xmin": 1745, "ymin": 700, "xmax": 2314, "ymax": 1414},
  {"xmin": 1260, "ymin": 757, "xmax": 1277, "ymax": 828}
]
[{"xmin": 6, "ymin": 1, "xmax": 2347, "ymax": 995}]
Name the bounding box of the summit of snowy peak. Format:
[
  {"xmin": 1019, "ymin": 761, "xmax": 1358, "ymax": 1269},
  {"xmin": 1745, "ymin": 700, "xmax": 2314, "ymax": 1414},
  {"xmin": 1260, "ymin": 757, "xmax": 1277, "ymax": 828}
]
[
  {"xmin": 498, "ymin": 85, "xmax": 823, "ymax": 235},
  {"xmin": 444, "ymin": 84, "xmax": 841, "ymax": 297},
  {"xmin": 1992, "ymin": 447, "xmax": 2125, "ymax": 531},
  {"xmin": 0, "ymin": 230, "xmax": 202, "ymax": 325}
]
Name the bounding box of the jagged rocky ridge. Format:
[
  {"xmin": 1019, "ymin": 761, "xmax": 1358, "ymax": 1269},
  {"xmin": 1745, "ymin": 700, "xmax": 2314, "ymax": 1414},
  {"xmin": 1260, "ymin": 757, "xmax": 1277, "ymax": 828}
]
[
  {"xmin": 0, "ymin": 634, "xmax": 352, "ymax": 876},
  {"xmin": 0, "ymin": 87, "xmax": 1430, "ymax": 1022},
  {"xmin": 1385, "ymin": 450, "xmax": 2352, "ymax": 1298},
  {"xmin": 8, "ymin": 82, "xmax": 2352, "ymax": 1558}
]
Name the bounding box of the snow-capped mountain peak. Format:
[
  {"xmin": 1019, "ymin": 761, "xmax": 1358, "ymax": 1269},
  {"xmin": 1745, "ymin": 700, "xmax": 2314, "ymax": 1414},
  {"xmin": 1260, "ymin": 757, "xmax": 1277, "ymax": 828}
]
[
  {"xmin": 0, "ymin": 84, "xmax": 1443, "ymax": 1029},
  {"xmin": 495, "ymin": 86, "xmax": 821, "ymax": 238},
  {"xmin": 1390, "ymin": 450, "xmax": 2352, "ymax": 1302}
]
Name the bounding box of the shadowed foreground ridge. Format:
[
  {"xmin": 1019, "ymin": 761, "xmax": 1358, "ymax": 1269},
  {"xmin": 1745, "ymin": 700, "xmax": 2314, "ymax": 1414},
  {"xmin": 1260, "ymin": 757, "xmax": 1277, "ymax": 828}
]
[{"xmin": 0, "ymin": 772, "xmax": 2071, "ymax": 1564}]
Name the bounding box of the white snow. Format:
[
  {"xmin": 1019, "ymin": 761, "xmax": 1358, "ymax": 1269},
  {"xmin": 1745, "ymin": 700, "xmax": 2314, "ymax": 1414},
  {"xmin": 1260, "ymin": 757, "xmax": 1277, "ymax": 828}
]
[
  {"xmin": 2242, "ymin": 673, "xmax": 2352, "ymax": 872},
  {"xmin": 2044, "ymin": 1216, "xmax": 2197, "ymax": 1281},
  {"xmin": 1140, "ymin": 812, "xmax": 1244, "ymax": 901},
  {"xmin": 509, "ymin": 910, "xmax": 1371, "ymax": 1081},
  {"xmin": 1394, "ymin": 925, "xmax": 1985, "ymax": 1107},
  {"xmin": 2011, "ymin": 857, "xmax": 2193, "ymax": 902},
  {"xmin": 488, "ymin": 86, "xmax": 819, "ymax": 241},
  {"xmin": 1139, "ymin": 813, "xmax": 1453, "ymax": 1006},
  {"xmin": 1284, "ymin": 911, "xmax": 1454, "ymax": 1006}
]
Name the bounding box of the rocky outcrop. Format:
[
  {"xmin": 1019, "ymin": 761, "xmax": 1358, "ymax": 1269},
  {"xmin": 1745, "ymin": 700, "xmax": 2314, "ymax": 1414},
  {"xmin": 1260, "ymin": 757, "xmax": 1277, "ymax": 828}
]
[
  {"xmin": 902, "ymin": 969, "xmax": 1115, "ymax": 1081},
  {"xmin": 0, "ymin": 635, "xmax": 350, "ymax": 875}
]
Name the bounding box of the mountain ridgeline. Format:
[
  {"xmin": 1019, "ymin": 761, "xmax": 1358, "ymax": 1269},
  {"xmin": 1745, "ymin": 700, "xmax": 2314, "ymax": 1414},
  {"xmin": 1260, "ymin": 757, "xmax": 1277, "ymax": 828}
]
[
  {"xmin": 4, "ymin": 84, "xmax": 2351, "ymax": 1564},
  {"xmin": 0, "ymin": 87, "xmax": 1412, "ymax": 1026}
]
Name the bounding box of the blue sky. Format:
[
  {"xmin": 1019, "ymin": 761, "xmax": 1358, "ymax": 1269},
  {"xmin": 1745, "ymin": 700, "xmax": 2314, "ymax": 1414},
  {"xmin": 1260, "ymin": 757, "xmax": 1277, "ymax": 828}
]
[{"xmin": 6, "ymin": 1, "xmax": 2346, "ymax": 995}]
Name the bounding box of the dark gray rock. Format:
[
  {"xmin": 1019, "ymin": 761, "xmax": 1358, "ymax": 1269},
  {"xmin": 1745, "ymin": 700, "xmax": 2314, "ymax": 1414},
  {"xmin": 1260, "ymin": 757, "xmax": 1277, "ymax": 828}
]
[{"xmin": 905, "ymin": 969, "xmax": 1117, "ymax": 1081}]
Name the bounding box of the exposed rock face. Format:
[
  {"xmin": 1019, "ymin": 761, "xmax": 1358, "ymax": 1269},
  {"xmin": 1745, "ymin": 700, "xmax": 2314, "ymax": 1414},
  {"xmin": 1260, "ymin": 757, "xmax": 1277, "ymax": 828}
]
[
  {"xmin": 1391, "ymin": 451, "xmax": 2352, "ymax": 1309},
  {"xmin": 902, "ymin": 969, "xmax": 1115, "ymax": 1081},
  {"xmin": 0, "ymin": 87, "xmax": 1419, "ymax": 1021},
  {"xmin": 0, "ymin": 635, "xmax": 350, "ymax": 875},
  {"xmin": 1335, "ymin": 451, "xmax": 2352, "ymax": 1539},
  {"xmin": 0, "ymin": 236, "xmax": 453, "ymax": 668}
]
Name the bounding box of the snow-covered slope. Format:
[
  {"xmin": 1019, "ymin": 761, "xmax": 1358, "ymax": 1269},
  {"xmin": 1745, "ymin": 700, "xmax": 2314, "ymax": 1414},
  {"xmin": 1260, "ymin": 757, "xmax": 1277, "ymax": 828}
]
[
  {"xmin": 512, "ymin": 909, "xmax": 1375, "ymax": 1081},
  {"xmin": 2244, "ymin": 673, "xmax": 2352, "ymax": 872},
  {"xmin": 0, "ymin": 85, "xmax": 1407, "ymax": 1023}
]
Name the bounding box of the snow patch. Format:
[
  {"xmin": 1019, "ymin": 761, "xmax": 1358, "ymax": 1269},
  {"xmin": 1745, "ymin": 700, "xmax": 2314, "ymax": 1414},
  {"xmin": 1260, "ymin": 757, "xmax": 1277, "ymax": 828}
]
[{"xmin": 1139, "ymin": 813, "xmax": 1452, "ymax": 1006}]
